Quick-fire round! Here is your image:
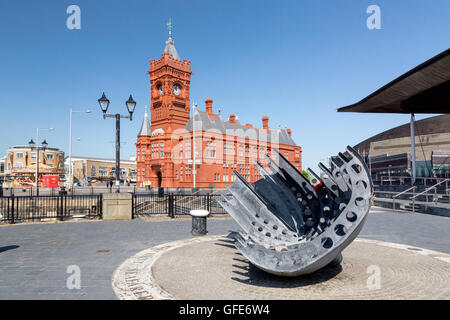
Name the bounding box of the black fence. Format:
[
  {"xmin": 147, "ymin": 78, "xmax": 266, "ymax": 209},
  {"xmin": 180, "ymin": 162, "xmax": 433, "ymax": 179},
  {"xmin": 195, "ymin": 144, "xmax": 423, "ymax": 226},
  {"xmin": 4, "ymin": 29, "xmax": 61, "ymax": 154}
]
[
  {"xmin": 0, "ymin": 194, "xmax": 103, "ymax": 224},
  {"xmin": 0, "ymin": 191, "xmax": 228, "ymax": 224},
  {"xmin": 132, "ymin": 193, "xmax": 228, "ymax": 218},
  {"xmin": 0, "ymin": 186, "xmax": 155, "ymax": 197},
  {"xmin": 0, "ymin": 186, "xmax": 223, "ymax": 197}
]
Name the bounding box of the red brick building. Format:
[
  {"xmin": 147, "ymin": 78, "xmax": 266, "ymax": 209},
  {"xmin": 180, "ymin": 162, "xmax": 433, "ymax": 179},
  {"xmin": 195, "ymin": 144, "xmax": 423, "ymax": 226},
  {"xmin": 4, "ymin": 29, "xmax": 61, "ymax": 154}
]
[{"xmin": 136, "ymin": 26, "xmax": 302, "ymax": 188}]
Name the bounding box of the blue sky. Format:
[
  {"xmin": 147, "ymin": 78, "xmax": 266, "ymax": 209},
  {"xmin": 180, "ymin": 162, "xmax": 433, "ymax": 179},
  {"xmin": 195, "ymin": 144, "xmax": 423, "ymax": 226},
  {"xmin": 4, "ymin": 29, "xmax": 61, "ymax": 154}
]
[{"xmin": 0, "ymin": 0, "xmax": 448, "ymax": 171}]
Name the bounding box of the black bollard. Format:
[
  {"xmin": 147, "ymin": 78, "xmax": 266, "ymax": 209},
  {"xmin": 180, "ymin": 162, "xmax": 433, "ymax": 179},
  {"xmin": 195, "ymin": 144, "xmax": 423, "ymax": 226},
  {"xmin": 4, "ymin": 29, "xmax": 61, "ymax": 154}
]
[{"xmin": 190, "ymin": 210, "xmax": 209, "ymax": 236}]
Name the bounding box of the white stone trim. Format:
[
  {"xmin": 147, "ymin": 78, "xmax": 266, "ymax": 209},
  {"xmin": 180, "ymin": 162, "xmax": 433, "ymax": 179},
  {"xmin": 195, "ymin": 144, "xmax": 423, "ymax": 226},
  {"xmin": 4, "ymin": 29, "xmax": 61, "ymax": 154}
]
[{"xmin": 111, "ymin": 235, "xmax": 223, "ymax": 300}]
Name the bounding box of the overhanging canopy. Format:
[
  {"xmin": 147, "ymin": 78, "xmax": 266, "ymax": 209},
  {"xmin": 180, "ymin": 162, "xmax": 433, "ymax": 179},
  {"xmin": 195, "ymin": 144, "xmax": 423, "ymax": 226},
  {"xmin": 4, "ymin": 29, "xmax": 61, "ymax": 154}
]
[{"xmin": 338, "ymin": 48, "xmax": 450, "ymax": 114}]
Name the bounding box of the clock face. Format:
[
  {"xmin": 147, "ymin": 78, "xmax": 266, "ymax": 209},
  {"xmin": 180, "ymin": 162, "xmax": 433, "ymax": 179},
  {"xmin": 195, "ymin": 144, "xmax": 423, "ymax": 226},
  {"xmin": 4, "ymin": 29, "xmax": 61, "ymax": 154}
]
[
  {"xmin": 173, "ymin": 85, "xmax": 181, "ymax": 95},
  {"xmin": 158, "ymin": 86, "xmax": 163, "ymax": 95}
]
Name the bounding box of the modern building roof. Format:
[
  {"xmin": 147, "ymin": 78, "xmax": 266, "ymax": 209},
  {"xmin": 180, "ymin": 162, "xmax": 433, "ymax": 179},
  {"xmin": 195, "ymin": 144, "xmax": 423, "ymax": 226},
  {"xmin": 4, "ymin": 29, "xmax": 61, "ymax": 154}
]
[
  {"xmin": 354, "ymin": 114, "xmax": 450, "ymax": 154},
  {"xmin": 338, "ymin": 48, "xmax": 450, "ymax": 114},
  {"xmin": 184, "ymin": 109, "xmax": 297, "ymax": 146},
  {"xmin": 138, "ymin": 106, "xmax": 151, "ymax": 136}
]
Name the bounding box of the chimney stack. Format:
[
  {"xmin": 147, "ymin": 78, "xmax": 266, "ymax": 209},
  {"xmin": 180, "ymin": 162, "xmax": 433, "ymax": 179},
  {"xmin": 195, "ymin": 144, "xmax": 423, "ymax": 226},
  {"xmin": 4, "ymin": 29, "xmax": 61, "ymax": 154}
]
[
  {"xmin": 287, "ymin": 128, "xmax": 292, "ymax": 136},
  {"xmin": 229, "ymin": 114, "xmax": 236, "ymax": 124},
  {"xmin": 262, "ymin": 115, "xmax": 269, "ymax": 130},
  {"xmin": 205, "ymin": 98, "xmax": 213, "ymax": 113}
]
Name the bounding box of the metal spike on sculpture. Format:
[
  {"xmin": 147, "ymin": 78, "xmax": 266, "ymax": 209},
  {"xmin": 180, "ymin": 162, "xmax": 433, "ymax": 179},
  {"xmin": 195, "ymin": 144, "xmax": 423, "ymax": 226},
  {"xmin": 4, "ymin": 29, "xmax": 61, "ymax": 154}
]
[{"xmin": 218, "ymin": 146, "xmax": 373, "ymax": 276}]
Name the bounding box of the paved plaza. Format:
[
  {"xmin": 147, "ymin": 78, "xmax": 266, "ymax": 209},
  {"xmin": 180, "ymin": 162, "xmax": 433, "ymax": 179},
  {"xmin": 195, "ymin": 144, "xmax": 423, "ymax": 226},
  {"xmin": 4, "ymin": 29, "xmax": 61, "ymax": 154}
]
[
  {"xmin": 149, "ymin": 237, "xmax": 449, "ymax": 299},
  {"xmin": 0, "ymin": 207, "xmax": 449, "ymax": 300}
]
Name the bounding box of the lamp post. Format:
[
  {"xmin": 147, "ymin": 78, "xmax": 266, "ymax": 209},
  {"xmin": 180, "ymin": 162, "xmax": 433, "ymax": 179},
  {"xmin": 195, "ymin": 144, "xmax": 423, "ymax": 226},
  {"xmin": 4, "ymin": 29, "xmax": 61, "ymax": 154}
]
[
  {"xmin": 192, "ymin": 102, "xmax": 197, "ymax": 189},
  {"xmin": 410, "ymin": 113, "xmax": 417, "ymax": 184},
  {"xmin": 29, "ymin": 127, "xmax": 54, "ymax": 195},
  {"xmin": 98, "ymin": 92, "xmax": 136, "ymax": 193},
  {"xmin": 68, "ymin": 108, "xmax": 91, "ymax": 189}
]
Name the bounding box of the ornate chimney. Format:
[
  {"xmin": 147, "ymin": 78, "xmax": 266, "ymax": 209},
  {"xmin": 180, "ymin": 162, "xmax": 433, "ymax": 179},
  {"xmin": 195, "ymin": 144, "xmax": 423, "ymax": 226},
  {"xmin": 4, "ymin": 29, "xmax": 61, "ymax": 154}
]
[
  {"xmin": 262, "ymin": 115, "xmax": 269, "ymax": 130},
  {"xmin": 205, "ymin": 98, "xmax": 213, "ymax": 120}
]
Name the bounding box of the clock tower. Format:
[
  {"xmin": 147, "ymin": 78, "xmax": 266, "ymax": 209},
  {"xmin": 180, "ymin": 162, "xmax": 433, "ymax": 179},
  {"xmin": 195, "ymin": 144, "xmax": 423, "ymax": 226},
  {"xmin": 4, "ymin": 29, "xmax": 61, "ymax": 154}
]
[
  {"xmin": 136, "ymin": 20, "xmax": 302, "ymax": 189},
  {"xmin": 148, "ymin": 20, "xmax": 192, "ymax": 133}
]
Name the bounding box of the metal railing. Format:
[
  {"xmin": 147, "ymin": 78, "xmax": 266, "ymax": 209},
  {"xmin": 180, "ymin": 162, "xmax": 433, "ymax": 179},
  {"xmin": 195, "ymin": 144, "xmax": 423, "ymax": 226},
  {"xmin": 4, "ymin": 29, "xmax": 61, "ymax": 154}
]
[
  {"xmin": 0, "ymin": 186, "xmax": 223, "ymax": 197},
  {"xmin": 442, "ymin": 189, "xmax": 450, "ymax": 204},
  {"xmin": 132, "ymin": 193, "xmax": 169, "ymax": 216},
  {"xmin": 132, "ymin": 193, "xmax": 228, "ymax": 218},
  {"xmin": 409, "ymin": 179, "xmax": 450, "ymax": 213},
  {"xmin": 0, "ymin": 186, "xmax": 156, "ymax": 197},
  {"xmin": 379, "ymin": 176, "xmax": 449, "ymax": 186},
  {"xmin": 0, "ymin": 194, "xmax": 102, "ymax": 224},
  {"xmin": 392, "ymin": 186, "xmax": 416, "ymax": 209},
  {"xmin": 378, "ymin": 175, "xmax": 411, "ymax": 185},
  {"xmin": 0, "ymin": 189, "xmax": 228, "ymax": 224}
]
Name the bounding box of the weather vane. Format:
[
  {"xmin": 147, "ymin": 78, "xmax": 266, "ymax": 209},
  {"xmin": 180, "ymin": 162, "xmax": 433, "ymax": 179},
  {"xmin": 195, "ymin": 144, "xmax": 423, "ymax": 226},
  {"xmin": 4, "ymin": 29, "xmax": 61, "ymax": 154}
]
[{"xmin": 166, "ymin": 18, "xmax": 173, "ymax": 39}]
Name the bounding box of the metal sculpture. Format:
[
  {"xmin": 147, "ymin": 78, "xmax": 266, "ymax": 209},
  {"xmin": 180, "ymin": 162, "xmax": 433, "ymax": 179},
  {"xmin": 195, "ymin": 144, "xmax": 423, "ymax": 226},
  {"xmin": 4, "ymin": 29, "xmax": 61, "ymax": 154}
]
[{"xmin": 218, "ymin": 146, "xmax": 373, "ymax": 276}]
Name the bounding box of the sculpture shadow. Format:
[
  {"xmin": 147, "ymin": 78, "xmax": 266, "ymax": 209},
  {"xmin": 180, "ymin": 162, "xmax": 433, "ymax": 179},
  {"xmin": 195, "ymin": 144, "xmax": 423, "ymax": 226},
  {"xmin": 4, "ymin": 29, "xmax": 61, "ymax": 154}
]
[
  {"xmin": 214, "ymin": 242, "xmax": 236, "ymax": 250},
  {"xmin": 216, "ymin": 239, "xmax": 342, "ymax": 288},
  {"xmin": 215, "ymin": 238, "xmax": 243, "ymax": 256},
  {"xmin": 0, "ymin": 245, "xmax": 20, "ymax": 253},
  {"xmin": 231, "ymin": 255, "xmax": 343, "ymax": 288},
  {"xmin": 215, "ymin": 237, "xmax": 342, "ymax": 288}
]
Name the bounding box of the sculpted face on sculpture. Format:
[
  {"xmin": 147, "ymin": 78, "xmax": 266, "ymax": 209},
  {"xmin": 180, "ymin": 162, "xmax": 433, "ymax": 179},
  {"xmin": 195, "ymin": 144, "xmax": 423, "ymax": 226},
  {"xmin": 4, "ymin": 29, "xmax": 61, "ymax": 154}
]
[{"xmin": 219, "ymin": 146, "xmax": 373, "ymax": 276}]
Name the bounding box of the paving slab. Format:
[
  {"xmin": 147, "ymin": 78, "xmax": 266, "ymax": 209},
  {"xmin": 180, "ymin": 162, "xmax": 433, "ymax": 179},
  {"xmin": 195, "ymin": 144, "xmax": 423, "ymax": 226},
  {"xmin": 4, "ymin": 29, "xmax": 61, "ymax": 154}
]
[
  {"xmin": 0, "ymin": 207, "xmax": 448, "ymax": 299},
  {"xmin": 148, "ymin": 237, "xmax": 450, "ymax": 300}
]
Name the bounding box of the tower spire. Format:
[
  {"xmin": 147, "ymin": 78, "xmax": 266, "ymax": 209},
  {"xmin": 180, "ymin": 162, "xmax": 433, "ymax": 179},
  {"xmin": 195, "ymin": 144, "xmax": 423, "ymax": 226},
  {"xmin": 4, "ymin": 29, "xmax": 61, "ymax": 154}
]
[
  {"xmin": 138, "ymin": 105, "xmax": 151, "ymax": 136},
  {"xmin": 163, "ymin": 18, "xmax": 180, "ymax": 60}
]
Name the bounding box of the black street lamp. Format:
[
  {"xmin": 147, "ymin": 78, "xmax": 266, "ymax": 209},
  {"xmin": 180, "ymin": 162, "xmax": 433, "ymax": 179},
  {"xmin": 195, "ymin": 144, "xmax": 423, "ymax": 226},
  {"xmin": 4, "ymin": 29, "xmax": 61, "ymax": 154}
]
[
  {"xmin": 98, "ymin": 92, "xmax": 136, "ymax": 193},
  {"xmin": 125, "ymin": 95, "xmax": 136, "ymax": 120},
  {"xmin": 29, "ymin": 134, "xmax": 52, "ymax": 196},
  {"xmin": 98, "ymin": 92, "xmax": 110, "ymax": 118},
  {"xmin": 28, "ymin": 139, "xmax": 36, "ymax": 148}
]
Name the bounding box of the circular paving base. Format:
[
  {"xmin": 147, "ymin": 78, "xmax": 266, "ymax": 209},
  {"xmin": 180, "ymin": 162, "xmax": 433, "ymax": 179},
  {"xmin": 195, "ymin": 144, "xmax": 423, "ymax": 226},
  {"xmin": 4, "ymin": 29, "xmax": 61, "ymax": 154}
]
[{"xmin": 112, "ymin": 236, "xmax": 450, "ymax": 300}]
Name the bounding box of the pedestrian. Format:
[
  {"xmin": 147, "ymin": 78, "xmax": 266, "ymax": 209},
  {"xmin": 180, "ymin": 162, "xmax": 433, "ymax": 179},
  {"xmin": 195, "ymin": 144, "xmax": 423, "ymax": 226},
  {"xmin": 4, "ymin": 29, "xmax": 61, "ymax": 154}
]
[{"xmin": 148, "ymin": 180, "xmax": 151, "ymax": 191}]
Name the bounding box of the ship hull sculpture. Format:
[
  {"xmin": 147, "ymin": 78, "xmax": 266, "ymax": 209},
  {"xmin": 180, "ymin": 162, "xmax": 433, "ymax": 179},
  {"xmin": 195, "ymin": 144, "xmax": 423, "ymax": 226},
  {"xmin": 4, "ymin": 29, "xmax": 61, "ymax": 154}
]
[{"xmin": 218, "ymin": 146, "xmax": 373, "ymax": 276}]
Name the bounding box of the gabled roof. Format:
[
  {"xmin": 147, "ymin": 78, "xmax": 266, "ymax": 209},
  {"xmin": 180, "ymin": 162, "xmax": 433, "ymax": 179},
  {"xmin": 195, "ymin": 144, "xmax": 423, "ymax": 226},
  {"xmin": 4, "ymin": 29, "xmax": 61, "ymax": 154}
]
[{"xmin": 184, "ymin": 110, "xmax": 297, "ymax": 146}]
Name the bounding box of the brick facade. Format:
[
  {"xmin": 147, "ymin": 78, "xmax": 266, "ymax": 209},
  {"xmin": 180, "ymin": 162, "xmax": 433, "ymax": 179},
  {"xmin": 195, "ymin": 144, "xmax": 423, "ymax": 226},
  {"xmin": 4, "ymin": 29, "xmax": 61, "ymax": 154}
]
[{"xmin": 136, "ymin": 32, "xmax": 302, "ymax": 189}]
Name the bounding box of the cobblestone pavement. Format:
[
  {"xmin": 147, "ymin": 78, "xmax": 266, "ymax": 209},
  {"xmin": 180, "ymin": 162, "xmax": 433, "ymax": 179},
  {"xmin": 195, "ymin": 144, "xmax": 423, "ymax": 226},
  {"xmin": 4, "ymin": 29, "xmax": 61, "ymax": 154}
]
[{"xmin": 0, "ymin": 207, "xmax": 449, "ymax": 299}]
